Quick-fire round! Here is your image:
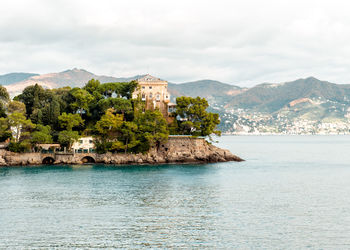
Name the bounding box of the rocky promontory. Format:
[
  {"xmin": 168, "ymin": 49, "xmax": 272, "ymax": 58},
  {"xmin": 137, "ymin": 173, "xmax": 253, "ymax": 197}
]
[{"xmin": 0, "ymin": 137, "xmax": 243, "ymax": 166}]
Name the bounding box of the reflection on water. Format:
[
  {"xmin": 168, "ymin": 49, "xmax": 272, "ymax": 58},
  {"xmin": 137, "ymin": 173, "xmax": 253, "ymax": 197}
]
[{"xmin": 1, "ymin": 136, "xmax": 350, "ymax": 248}]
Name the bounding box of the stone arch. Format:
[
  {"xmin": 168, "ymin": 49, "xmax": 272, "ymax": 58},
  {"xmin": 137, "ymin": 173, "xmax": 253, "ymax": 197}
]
[
  {"xmin": 42, "ymin": 156, "xmax": 55, "ymax": 164},
  {"xmin": 81, "ymin": 156, "xmax": 95, "ymax": 164}
]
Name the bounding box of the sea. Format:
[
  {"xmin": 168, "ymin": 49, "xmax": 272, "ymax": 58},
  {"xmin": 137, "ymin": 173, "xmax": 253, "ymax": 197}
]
[{"xmin": 0, "ymin": 135, "xmax": 350, "ymax": 249}]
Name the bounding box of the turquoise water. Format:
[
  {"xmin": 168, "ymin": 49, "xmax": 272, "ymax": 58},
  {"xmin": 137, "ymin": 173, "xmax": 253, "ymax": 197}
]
[{"xmin": 1, "ymin": 136, "xmax": 350, "ymax": 248}]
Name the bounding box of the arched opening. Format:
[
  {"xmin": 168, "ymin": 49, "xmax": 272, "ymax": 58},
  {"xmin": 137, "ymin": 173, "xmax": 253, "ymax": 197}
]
[
  {"xmin": 42, "ymin": 156, "xmax": 55, "ymax": 164},
  {"xmin": 81, "ymin": 156, "xmax": 95, "ymax": 164}
]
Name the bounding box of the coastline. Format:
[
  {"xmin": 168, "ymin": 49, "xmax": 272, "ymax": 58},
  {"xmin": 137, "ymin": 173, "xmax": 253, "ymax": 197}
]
[{"xmin": 0, "ymin": 137, "xmax": 244, "ymax": 166}]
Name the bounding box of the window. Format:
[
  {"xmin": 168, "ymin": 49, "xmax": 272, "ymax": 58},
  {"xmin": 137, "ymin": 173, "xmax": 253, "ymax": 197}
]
[
  {"xmin": 149, "ymin": 93, "xmax": 153, "ymax": 98},
  {"xmin": 79, "ymin": 140, "xmax": 83, "ymax": 144},
  {"xmin": 89, "ymin": 140, "xmax": 93, "ymax": 144},
  {"xmin": 149, "ymin": 86, "xmax": 152, "ymax": 89},
  {"xmin": 142, "ymin": 94, "xmax": 146, "ymax": 100},
  {"xmin": 142, "ymin": 86, "xmax": 145, "ymax": 89},
  {"xmin": 156, "ymin": 94, "xmax": 160, "ymax": 101},
  {"xmin": 166, "ymin": 95, "xmax": 169, "ymax": 99}
]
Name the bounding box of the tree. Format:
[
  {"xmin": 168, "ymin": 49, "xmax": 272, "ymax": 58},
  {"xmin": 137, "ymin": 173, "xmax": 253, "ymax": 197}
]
[
  {"xmin": 83, "ymin": 78, "xmax": 101, "ymax": 94},
  {"xmin": 118, "ymin": 81, "xmax": 138, "ymax": 99},
  {"xmin": 95, "ymin": 108, "xmax": 123, "ymax": 138},
  {"xmin": 0, "ymin": 104, "xmax": 6, "ymax": 118},
  {"xmin": 30, "ymin": 108, "xmax": 43, "ymax": 124},
  {"xmin": 7, "ymin": 112, "xmax": 34, "ymax": 142},
  {"xmin": 0, "ymin": 86, "xmax": 9, "ymax": 118},
  {"xmin": 48, "ymin": 97, "xmax": 61, "ymax": 127},
  {"xmin": 135, "ymin": 110, "xmax": 168, "ymax": 150},
  {"xmin": 31, "ymin": 124, "xmax": 53, "ymax": 144},
  {"xmin": 202, "ymin": 112, "xmax": 221, "ymax": 137},
  {"xmin": 0, "ymin": 117, "xmax": 11, "ymax": 142},
  {"xmin": 58, "ymin": 130, "xmax": 79, "ymax": 150},
  {"xmin": 70, "ymin": 88, "xmax": 94, "ymax": 116},
  {"xmin": 15, "ymin": 84, "xmax": 50, "ymax": 117},
  {"xmin": 58, "ymin": 112, "xmax": 84, "ymax": 131},
  {"xmin": 175, "ymin": 96, "xmax": 221, "ymax": 138},
  {"xmin": 98, "ymin": 82, "xmax": 118, "ymax": 98},
  {"xmin": 97, "ymin": 98, "xmax": 133, "ymax": 119},
  {"xmin": 8, "ymin": 101, "xmax": 26, "ymax": 114},
  {"xmin": 98, "ymin": 81, "xmax": 138, "ymax": 99},
  {"xmin": 0, "ymin": 85, "xmax": 9, "ymax": 102},
  {"xmin": 118, "ymin": 121, "xmax": 139, "ymax": 153},
  {"xmin": 51, "ymin": 87, "xmax": 73, "ymax": 114}
]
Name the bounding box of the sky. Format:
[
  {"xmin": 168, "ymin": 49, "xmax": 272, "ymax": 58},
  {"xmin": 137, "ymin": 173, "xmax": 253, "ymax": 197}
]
[{"xmin": 1, "ymin": 0, "xmax": 350, "ymax": 86}]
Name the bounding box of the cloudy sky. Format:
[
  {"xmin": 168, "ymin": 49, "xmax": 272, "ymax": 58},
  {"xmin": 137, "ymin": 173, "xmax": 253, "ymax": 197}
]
[{"xmin": 1, "ymin": 0, "xmax": 350, "ymax": 86}]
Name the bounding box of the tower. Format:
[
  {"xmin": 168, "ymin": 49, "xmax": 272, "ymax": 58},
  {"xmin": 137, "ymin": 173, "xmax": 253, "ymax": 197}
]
[{"xmin": 132, "ymin": 74, "xmax": 171, "ymax": 117}]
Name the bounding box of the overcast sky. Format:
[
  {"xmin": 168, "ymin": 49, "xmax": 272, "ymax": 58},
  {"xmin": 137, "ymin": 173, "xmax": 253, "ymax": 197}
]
[{"xmin": 1, "ymin": 0, "xmax": 350, "ymax": 86}]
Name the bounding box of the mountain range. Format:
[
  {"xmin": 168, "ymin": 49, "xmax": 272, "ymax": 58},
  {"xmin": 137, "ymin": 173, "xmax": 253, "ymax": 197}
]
[
  {"xmin": 1, "ymin": 68, "xmax": 350, "ymax": 134},
  {"xmin": 1, "ymin": 68, "xmax": 144, "ymax": 97}
]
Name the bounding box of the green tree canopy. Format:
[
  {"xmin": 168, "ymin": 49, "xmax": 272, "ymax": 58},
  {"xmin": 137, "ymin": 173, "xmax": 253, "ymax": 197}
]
[
  {"xmin": 83, "ymin": 78, "xmax": 101, "ymax": 94},
  {"xmin": 31, "ymin": 124, "xmax": 53, "ymax": 144},
  {"xmin": 15, "ymin": 84, "xmax": 51, "ymax": 117},
  {"xmin": 70, "ymin": 88, "xmax": 94, "ymax": 116},
  {"xmin": 58, "ymin": 130, "xmax": 79, "ymax": 150},
  {"xmin": 95, "ymin": 108, "xmax": 123, "ymax": 138},
  {"xmin": 135, "ymin": 110, "xmax": 168, "ymax": 149},
  {"xmin": 58, "ymin": 112, "xmax": 84, "ymax": 131},
  {"xmin": 175, "ymin": 96, "xmax": 221, "ymax": 138},
  {"xmin": 8, "ymin": 112, "xmax": 34, "ymax": 142},
  {"xmin": 0, "ymin": 117, "xmax": 11, "ymax": 141},
  {"xmin": 97, "ymin": 98, "xmax": 133, "ymax": 118},
  {"xmin": 0, "ymin": 85, "xmax": 9, "ymax": 102},
  {"xmin": 98, "ymin": 81, "xmax": 138, "ymax": 99},
  {"xmin": 117, "ymin": 121, "xmax": 140, "ymax": 153},
  {"xmin": 8, "ymin": 100, "xmax": 26, "ymax": 114}
]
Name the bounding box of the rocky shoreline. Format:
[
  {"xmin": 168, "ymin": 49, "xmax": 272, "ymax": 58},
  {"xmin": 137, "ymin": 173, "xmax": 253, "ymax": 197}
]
[{"xmin": 0, "ymin": 137, "xmax": 243, "ymax": 166}]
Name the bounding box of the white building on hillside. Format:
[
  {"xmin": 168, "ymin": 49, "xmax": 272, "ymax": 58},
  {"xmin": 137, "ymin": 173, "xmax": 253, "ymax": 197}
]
[{"xmin": 72, "ymin": 136, "xmax": 95, "ymax": 153}]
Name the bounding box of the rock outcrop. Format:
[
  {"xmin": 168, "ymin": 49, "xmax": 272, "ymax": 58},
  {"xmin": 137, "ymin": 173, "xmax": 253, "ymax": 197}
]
[{"xmin": 0, "ymin": 137, "xmax": 243, "ymax": 166}]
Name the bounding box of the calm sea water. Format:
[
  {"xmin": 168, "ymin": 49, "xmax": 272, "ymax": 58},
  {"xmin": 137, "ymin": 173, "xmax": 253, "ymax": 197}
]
[{"xmin": 1, "ymin": 135, "xmax": 350, "ymax": 249}]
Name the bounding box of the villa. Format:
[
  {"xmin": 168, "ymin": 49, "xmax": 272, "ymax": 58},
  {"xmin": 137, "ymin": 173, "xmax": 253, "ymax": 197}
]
[
  {"xmin": 132, "ymin": 74, "xmax": 176, "ymax": 121},
  {"xmin": 71, "ymin": 136, "xmax": 95, "ymax": 153}
]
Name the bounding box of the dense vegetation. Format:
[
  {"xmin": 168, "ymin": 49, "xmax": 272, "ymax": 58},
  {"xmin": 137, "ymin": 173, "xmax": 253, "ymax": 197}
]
[{"xmin": 0, "ymin": 79, "xmax": 221, "ymax": 153}]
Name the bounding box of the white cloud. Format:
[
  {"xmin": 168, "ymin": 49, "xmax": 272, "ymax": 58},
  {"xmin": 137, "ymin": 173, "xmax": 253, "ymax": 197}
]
[{"xmin": 1, "ymin": 0, "xmax": 350, "ymax": 86}]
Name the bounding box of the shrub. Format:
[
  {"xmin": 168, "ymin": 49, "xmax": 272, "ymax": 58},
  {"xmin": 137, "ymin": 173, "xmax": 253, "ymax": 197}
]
[{"xmin": 8, "ymin": 141, "xmax": 31, "ymax": 153}]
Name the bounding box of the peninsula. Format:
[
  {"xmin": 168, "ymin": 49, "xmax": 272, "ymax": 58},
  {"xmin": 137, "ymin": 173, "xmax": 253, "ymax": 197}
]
[{"xmin": 0, "ymin": 74, "xmax": 242, "ymax": 166}]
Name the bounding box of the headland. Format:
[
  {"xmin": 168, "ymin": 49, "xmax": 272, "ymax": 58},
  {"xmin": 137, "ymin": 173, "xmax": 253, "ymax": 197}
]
[{"xmin": 0, "ymin": 137, "xmax": 243, "ymax": 166}]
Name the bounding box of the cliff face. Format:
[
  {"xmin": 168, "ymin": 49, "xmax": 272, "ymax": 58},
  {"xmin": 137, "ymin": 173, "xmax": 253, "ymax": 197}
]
[{"xmin": 0, "ymin": 137, "xmax": 243, "ymax": 166}]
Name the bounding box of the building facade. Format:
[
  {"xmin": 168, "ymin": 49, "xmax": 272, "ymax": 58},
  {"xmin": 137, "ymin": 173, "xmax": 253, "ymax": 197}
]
[
  {"xmin": 132, "ymin": 74, "xmax": 172, "ymax": 118},
  {"xmin": 71, "ymin": 136, "xmax": 95, "ymax": 153}
]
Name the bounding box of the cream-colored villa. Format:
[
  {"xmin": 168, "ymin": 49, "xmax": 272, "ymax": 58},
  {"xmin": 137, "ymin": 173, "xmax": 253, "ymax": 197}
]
[{"xmin": 132, "ymin": 74, "xmax": 176, "ymax": 118}]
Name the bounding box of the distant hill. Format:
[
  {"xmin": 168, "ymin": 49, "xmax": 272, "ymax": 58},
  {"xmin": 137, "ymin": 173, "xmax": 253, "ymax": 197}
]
[
  {"xmin": 3, "ymin": 68, "xmax": 144, "ymax": 97},
  {"xmin": 0, "ymin": 72, "xmax": 38, "ymax": 85},
  {"xmin": 226, "ymin": 77, "xmax": 350, "ymax": 112},
  {"xmin": 168, "ymin": 80, "xmax": 245, "ymax": 104}
]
